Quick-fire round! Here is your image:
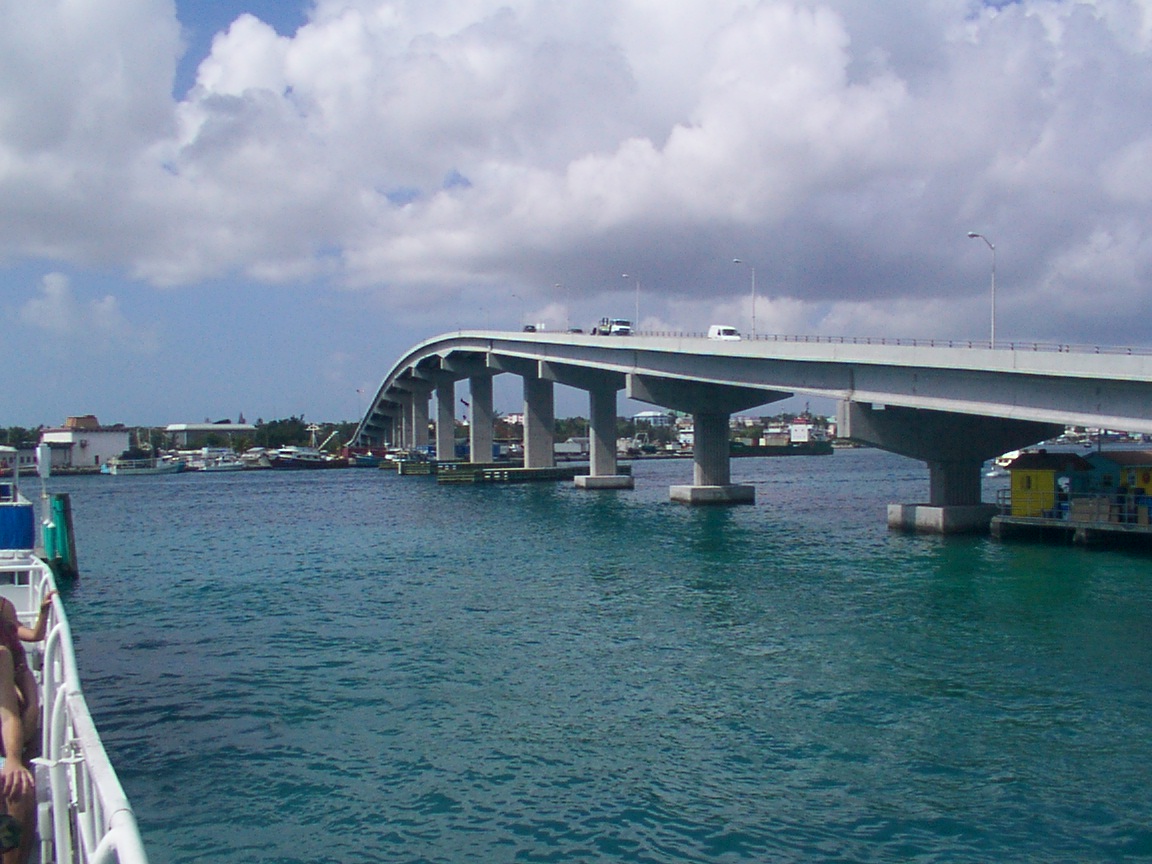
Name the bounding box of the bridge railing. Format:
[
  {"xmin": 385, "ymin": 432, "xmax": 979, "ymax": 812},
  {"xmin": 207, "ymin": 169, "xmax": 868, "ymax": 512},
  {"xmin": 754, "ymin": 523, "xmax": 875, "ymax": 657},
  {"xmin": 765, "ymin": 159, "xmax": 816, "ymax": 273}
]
[{"xmin": 621, "ymin": 331, "xmax": 1152, "ymax": 356}]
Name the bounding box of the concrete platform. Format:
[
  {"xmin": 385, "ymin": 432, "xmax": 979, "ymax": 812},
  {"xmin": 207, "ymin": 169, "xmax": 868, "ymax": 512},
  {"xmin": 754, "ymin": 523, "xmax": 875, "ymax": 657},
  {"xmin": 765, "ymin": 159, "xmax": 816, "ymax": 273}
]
[
  {"xmin": 670, "ymin": 484, "xmax": 755, "ymax": 505},
  {"xmin": 887, "ymin": 503, "xmax": 999, "ymax": 535},
  {"xmin": 574, "ymin": 474, "xmax": 634, "ymax": 490}
]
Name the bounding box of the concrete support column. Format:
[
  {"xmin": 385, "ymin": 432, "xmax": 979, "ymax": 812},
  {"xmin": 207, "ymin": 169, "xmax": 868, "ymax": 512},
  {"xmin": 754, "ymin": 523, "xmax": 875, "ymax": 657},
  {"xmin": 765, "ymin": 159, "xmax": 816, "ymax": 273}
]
[
  {"xmin": 692, "ymin": 412, "xmax": 731, "ymax": 486},
  {"xmin": 523, "ymin": 377, "xmax": 555, "ymax": 469},
  {"xmin": 576, "ymin": 381, "xmax": 634, "ymax": 489},
  {"xmin": 436, "ymin": 384, "xmax": 456, "ymax": 461},
  {"xmin": 469, "ymin": 375, "xmax": 494, "ymax": 463},
  {"xmin": 928, "ymin": 461, "xmax": 983, "ymax": 507},
  {"xmin": 837, "ymin": 400, "xmax": 1061, "ymax": 534},
  {"xmin": 625, "ymin": 374, "xmax": 776, "ymax": 505},
  {"xmin": 589, "ymin": 384, "xmax": 618, "ymax": 477},
  {"xmin": 670, "ymin": 411, "xmax": 754, "ymax": 504},
  {"xmin": 397, "ymin": 395, "xmax": 413, "ymax": 449},
  {"xmin": 410, "ymin": 392, "xmax": 430, "ymax": 451}
]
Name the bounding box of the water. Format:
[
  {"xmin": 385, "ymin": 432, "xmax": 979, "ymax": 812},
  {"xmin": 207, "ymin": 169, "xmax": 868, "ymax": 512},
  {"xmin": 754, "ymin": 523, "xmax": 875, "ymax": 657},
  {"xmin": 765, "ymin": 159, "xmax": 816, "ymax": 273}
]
[{"xmin": 48, "ymin": 450, "xmax": 1152, "ymax": 863}]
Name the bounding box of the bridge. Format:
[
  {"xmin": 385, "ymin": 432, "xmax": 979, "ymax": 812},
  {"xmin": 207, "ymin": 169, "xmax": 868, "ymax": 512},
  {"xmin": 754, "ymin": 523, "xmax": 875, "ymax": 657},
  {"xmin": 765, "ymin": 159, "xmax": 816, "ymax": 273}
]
[{"xmin": 353, "ymin": 331, "xmax": 1152, "ymax": 533}]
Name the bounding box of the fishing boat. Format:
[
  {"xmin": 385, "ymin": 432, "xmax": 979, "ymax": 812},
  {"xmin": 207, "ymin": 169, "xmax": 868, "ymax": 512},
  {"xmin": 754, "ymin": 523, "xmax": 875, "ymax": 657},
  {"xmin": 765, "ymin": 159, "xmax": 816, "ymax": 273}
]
[
  {"xmin": 347, "ymin": 451, "xmax": 385, "ymax": 468},
  {"xmin": 0, "ymin": 446, "xmax": 149, "ymax": 863},
  {"xmin": 267, "ymin": 446, "xmax": 345, "ymax": 469},
  {"xmin": 106, "ymin": 455, "xmax": 186, "ymax": 475}
]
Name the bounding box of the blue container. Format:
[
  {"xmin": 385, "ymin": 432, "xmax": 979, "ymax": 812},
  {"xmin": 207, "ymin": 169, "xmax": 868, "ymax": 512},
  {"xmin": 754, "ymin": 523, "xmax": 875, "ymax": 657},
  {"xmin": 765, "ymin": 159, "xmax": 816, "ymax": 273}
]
[{"xmin": 0, "ymin": 503, "xmax": 35, "ymax": 550}]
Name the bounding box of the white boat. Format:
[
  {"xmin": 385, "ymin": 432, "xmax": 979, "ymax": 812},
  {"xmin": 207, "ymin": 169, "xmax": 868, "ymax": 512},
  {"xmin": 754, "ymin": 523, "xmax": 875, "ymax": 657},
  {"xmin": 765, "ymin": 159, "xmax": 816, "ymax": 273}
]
[
  {"xmin": 267, "ymin": 446, "xmax": 345, "ymax": 469},
  {"xmin": 239, "ymin": 447, "xmax": 273, "ymax": 469},
  {"xmin": 0, "ymin": 446, "xmax": 149, "ymax": 863},
  {"xmin": 196, "ymin": 450, "xmax": 247, "ymax": 472},
  {"xmin": 107, "ymin": 456, "xmax": 186, "ymax": 475},
  {"xmin": 200, "ymin": 456, "xmax": 246, "ymax": 472}
]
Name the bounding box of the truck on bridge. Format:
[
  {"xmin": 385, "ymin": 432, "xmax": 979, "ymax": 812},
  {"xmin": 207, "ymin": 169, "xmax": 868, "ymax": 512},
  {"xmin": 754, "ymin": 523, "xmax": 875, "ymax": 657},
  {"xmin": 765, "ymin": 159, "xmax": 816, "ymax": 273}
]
[{"xmin": 591, "ymin": 317, "xmax": 632, "ymax": 336}]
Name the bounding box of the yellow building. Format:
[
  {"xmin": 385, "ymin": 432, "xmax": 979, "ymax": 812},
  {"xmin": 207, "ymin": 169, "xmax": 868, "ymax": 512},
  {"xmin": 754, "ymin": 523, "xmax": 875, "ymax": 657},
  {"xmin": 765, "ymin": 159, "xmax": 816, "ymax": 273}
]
[{"xmin": 1006, "ymin": 451, "xmax": 1093, "ymax": 517}]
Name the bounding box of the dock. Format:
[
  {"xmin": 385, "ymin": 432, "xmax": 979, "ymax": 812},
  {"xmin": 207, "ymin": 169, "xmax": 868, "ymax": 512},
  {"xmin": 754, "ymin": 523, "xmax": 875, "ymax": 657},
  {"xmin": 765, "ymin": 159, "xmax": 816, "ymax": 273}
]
[
  {"xmin": 387, "ymin": 458, "xmax": 627, "ymax": 484},
  {"xmin": 437, "ymin": 463, "xmax": 631, "ymax": 484},
  {"xmin": 991, "ymin": 493, "xmax": 1152, "ymax": 546}
]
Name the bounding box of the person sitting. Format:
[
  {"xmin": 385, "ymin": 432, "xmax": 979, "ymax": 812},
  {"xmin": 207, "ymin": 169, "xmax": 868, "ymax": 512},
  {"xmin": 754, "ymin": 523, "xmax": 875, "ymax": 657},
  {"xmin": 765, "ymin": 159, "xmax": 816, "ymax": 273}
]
[{"xmin": 0, "ymin": 590, "xmax": 56, "ymax": 864}]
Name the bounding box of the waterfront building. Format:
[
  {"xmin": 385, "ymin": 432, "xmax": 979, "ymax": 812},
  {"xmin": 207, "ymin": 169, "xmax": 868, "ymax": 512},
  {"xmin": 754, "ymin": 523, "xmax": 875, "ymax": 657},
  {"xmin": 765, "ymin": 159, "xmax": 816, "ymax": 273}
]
[
  {"xmin": 39, "ymin": 415, "xmax": 130, "ymax": 469},
  {"xmin": 1005, "ymin": 451, "xmax": 1094, "ymax": 518},
  {"xmin": 1084, "ymin": 450, "xmax": 1152, "ymax": 493}
]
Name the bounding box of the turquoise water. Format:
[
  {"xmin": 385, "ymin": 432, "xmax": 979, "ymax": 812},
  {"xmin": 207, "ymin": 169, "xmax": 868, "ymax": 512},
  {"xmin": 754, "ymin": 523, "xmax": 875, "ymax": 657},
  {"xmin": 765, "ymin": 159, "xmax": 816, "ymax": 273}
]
[{"xmin": 51, "ymin": 450, "xmax": 1152, "ymax": 863}]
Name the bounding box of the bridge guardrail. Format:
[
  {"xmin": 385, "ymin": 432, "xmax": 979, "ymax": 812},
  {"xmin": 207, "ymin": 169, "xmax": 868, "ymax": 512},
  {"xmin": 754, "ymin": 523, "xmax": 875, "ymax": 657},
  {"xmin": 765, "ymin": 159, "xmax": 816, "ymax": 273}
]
[{"xmin": 622, "ymin": 332, "xmax": 1152, "ymax": 356}]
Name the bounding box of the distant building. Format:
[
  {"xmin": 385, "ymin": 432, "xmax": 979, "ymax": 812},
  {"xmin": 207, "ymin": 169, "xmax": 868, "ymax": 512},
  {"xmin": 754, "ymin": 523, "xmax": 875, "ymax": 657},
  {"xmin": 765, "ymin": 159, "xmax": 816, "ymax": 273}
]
[
  {"xmin": 39, "ymin": 416, "xmax": 130, "ymax": 469},
  {"xmin": 633, "ymin": 411, "xmax": 673, "ymax": 427},
  {"xmin": 165, "ymin": 423, "xmax": 256, "ymax": 448}
]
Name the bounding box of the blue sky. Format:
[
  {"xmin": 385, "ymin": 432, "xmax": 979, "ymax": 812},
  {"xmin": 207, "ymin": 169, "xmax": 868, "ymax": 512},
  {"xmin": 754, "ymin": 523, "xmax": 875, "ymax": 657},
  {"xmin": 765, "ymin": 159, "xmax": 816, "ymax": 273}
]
[
  {"xmin": 173, "ymin": 1, "xmax": 310, "ymax": 96},
  {"xmin": 4, "ymin": 0, "xmax": 1152, "ymax": 428}
]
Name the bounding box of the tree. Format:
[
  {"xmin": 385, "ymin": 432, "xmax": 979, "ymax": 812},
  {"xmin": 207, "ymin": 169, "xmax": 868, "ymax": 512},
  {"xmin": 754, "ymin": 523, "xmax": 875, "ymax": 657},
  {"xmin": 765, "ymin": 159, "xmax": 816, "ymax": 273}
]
[{"xmin": 1, "ymin": 428, "xmax": 38, "ymax": 447}]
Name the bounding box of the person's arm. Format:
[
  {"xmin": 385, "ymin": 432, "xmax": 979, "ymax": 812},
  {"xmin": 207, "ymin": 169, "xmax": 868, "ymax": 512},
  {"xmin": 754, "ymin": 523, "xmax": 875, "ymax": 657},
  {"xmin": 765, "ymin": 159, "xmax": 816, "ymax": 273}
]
[
  {"xmin": 0, "ymin": 706, "xmax": 29, "ymax": 800},
  {"xmin": 16, "ymin": 591, "xmax": 56, "ymax": 643}
]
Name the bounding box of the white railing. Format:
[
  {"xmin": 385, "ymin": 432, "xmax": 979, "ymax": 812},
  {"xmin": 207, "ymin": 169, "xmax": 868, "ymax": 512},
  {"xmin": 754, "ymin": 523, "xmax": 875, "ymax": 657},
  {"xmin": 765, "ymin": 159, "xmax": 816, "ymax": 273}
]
[
  {"xmin": 634, "ymin": 331, "xmax": 1152, "ymax": 355},
  {"xmin": 494, "ymin": 327, "xmax": 1152, "ymax": 356},
  {"xmin": 0, "ymin": 554, "xmax": 148, "ymax": 864}
]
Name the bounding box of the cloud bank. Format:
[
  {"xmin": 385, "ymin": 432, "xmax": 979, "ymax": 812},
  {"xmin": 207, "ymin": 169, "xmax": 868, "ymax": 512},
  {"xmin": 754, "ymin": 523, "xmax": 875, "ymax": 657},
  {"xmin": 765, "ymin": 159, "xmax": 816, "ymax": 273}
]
[{"xmin": 4, "ymin": 0, "xmax": 1152, "ymax": 346}]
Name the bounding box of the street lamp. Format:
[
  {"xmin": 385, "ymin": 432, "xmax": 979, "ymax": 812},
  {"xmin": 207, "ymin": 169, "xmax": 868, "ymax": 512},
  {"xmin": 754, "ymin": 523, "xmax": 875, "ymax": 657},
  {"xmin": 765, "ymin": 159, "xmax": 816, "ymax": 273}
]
[
  {"xmin": 732, "ymin": 258, "xmax": 756, "ymax": 337},
  {"xmin": 555, "ymin": 282, "xmax": 566, "ymax": 329},
  {"xmin": 622, "ymin": 273, "xmax": 640, "ymax": 329},
  {"xmin": 967, "ymin": 232, "xmax": 996, "ymax": 348}
]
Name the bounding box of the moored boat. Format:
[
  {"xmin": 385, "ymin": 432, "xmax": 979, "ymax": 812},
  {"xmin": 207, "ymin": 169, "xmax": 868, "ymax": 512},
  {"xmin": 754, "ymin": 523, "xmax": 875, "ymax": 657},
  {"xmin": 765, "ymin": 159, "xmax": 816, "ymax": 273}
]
[
  {"xmin": 0, "ymin": 446, "xmax": 149, "ymax": 863},
  {"xmin": 107, "ymin": 455, "xmax": 186, "ymax": 475},
  {"xmin": 267, "ymin": 446, "xmax": 346, "ymax": 469}
]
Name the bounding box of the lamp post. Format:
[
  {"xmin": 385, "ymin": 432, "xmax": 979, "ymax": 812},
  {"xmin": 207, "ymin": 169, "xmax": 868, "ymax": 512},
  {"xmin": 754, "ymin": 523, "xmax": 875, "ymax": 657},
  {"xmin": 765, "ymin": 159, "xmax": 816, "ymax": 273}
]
[
  {"xmin": 555, "ymin": 283, "xmax": 566, "ymax": 330},
  {"xmin": 622, "ymin": 273, "xmax": 640, "ymax": 329},
  {"xmin": 732, "ymin": 258, "xmax": 756, "ymax": 337},
  {"xmin": 967, "ymin": 232, "xmax": 996, "ymax": 348}
]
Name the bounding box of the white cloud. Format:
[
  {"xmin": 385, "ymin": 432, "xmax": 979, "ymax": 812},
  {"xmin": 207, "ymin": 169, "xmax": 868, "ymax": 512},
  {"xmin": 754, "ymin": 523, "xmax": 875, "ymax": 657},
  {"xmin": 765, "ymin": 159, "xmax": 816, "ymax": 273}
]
[
  {"xmin": 3, "ymin": 0, "xmax": 1152, "ymax": 346},
  {"xmin": 17, "ymin": 273, "xmax": 160, "ymax": 354}
]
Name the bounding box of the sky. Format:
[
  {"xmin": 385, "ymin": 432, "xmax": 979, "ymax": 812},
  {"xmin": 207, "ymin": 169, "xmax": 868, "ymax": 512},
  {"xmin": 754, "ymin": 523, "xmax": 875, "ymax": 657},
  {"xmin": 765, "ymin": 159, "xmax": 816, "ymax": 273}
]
[{"xmin": 5, "ymin": 0, "xmax": 1152, "ymax": 427}]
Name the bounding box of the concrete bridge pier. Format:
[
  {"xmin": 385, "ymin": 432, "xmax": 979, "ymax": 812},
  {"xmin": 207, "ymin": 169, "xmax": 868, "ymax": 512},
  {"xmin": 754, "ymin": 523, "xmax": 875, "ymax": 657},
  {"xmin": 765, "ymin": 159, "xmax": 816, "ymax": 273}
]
[
  {"xmin": 671, "ymin": 411, "xmax": 755, "ymax": 503},
  {"xmin": 365, "ymin": 402, "xmax": 399, "ymax": 449},
  {"xmin": 409, "ymin": 388, "xmax": 431, "ymax": 452},
  {"xmin": 579, "ymin": 382, "xmax": 634, "ymax": 489},
  {"xmin": 468, "ymin": 374, "xmax": 495, "ymax": 463},
  {"xmin": 628, "ymin": 374, "xmax": 789, "ymax": 505},
  {"xmin": 435, "ymin": 383, "xmax": 456, "ymax": 461},
  {"xmin": 393, "ymin": 392, "xmax": 413, "ymax": 449},
  {"xmin": 523, "ymin": 377, "xmax": 555, "ymax": 469},
  {"xmin": 837, "ymin": 401, "xmax": 1062, "ymax": 534},
  {"xmin": 538, "ymin": 362, "xmax": 632, "ymax": 489}
]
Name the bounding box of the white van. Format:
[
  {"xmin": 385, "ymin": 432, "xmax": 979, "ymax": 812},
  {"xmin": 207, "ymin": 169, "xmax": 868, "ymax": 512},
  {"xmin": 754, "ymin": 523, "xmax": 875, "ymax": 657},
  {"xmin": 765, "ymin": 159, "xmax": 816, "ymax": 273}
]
[{"xmin": 708, "ymin": 324, "xmax": 741, "ymax": 341}]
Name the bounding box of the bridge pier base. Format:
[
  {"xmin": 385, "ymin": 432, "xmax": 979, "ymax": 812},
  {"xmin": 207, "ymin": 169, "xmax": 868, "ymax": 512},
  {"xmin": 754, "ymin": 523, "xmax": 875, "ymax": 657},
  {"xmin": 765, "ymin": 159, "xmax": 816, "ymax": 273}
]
[{"xmin": 887, "ymin": 503, "xmax": 1000, "ymax": 534}]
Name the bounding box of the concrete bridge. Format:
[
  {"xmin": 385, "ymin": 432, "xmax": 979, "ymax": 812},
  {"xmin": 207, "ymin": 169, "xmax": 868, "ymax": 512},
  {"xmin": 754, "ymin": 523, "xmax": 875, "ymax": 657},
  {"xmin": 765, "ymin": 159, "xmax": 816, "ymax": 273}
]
[{"xmin": 352, "ymin": 330, "xmax": 1152, "ymax": 533}]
